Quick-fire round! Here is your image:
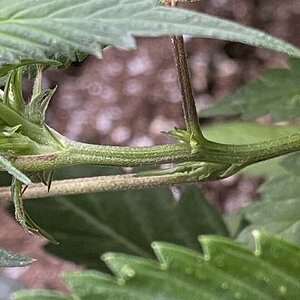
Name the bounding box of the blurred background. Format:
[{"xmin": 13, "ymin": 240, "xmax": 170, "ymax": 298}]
[{"xmin": 1, "ymin": 0, "xmax": 300, "ymax": 298}]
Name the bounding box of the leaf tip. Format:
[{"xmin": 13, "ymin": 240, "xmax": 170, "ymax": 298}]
[
  {"xmin": 252, "ymin": 229, "xmax": 262, "ymax": 256},
  {"xmin": 151, "ymin": 241, "xmax": 159, "ymax": 251},
  {"xmin": 198, "ymin": 236, "xmax": 211, "ymax": 261},
  {"xmin": 101, "ymin": 252, "xmax": 114, "ymax": 262}
]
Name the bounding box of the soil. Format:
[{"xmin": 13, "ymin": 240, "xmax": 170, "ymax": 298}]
[{"xmin": 1, "ymin": 0, "xmax": 299, "ymax": 295}]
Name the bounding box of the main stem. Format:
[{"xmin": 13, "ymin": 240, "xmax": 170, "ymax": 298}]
[
  {"xmin": 1, "ymin": 132, "xmax": 300, "ymax": 202},
  {"xmin": 2, "ymin": 132, "xmax": 300, "ymax": 172}
]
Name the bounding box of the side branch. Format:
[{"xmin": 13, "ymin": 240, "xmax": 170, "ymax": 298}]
[
  {"xmin": 168, "ymin": 0, "xmax": 205, "ymax": 142},
  {"xmin": 0, "ymin": 173, "xmax": 196, "ymax": 202},
  {"xmin": 171, "ymin": 35, "xmax": 204, "ymax": 141}
]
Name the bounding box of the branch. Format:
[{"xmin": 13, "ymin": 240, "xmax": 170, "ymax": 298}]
[
  {"xmin": 0, "ymin": 172, "xmax": 197, "ymax": 203},
  {"xmin": 168, "ymin": 0, "xmax": 205, "ymax": 142},
  {"xmin": 2, "ymin": 132, "xmax": 300, "ymax": 173},
  {"xmin": 1, "ymin": 131, "xmax": 300, "ymax": 202},
  {"xmin": 171, "ymin": 35, "xmax": 204, "ymax": 141}
]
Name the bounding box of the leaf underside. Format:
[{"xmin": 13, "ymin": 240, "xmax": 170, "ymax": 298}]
[
  {"xmin": 0, "ymin": 0, "xmax": 299, "ymax": 68},
  {"xmin": 14, "ymin": 233, "xmax": 300, "ymax": 300}
]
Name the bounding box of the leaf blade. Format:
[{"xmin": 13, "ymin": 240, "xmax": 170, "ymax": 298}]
[
  {"xmin": 0, "ymin": 248, "xmax": 35, "ymax": 267},
  {"xmin": 238, "ymin": 153, "xmax": 300, "ymax": 245},
  {"xmin": 201, "ymin": 58, "xmax": 300, "ymax": 121},
  {"xmin": 13, "ymin": 233, "xmax": 300, "ymax": 300},
  {"xmin": 0, "ymin": 0, "xmax": 299, "ymax": 66}
]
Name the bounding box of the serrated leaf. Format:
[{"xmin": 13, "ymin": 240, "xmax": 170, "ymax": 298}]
[
  {"xmin": 14, "ymin": 233, "xmax": 300, "ymax": 300},
  {"xmin": 203, "ymin": 121, "xmax": 300, "ymax": 177},
  {"xmin": 0, "ymin": 0, "xmax": 299, "ymax": 67},
  {"xmin": 15, "ymin": 166, "xmax": 228, "ymax": 269},
  {"xmin": 201, "ymin": 58, "xmax": 300, "ymax": 121},
  {"xmin": 238, "ymin": 153, "xmax": 300, "ymax": 245},
  {"xmin": 0, "ymin": 248, "xmax": 35, "ymax": 267}
]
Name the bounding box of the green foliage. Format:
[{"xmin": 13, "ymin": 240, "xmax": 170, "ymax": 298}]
[
  {"xmin": 14, "ymin": 233, "xmax": 300, "ymax": 300},
  {"xmin": 20, "ymin": 170, "xmax": 227, "ymax": 268},
  {"xmin": 0, "ymin": 67, "xmax": 64, "ymax": 153},
  {"xmin": 10, "ymin": 176, "xmax": 58, "ymax": 243},
  {"xmin": 0, "ymin": 0, "xmax": 299, "ymax": 68},
  {"xmin": 238, "ymin": 152, "xmax": 300, "ymax": 245},
  {"xmin": 0, "ymin": 248, "xmax": 35, "ymax": 267},
  {"xmin": 201, "ymin": 58, "xmax": 300, "ymax": 121},
  {"xmin": 203, "ymin": 121, "xmax": 300, "ymax": 144},
  {"xmin": 0, "ymin": 1, "xmax": 299, "ymax": 299}
]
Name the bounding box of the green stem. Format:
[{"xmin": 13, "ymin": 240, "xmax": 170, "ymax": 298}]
[
  {"xmin": 1, "ymin": 132, "xmax": 299, "ymax": 202},
  {"xmin": 0, "ymin": 173, "xmax": 194, "ymax": 202},
  {"xmin": 171, "ymin": 35, "xmax": 204, "ymax": 142},
  {"xmin": 204, "ymin": 133, "xmax": 300, "ymax": 165},
  {"xmin": 4, "ymin": 141, "xmax": 191, "ymax": 172},
  {"xmin": 1, "ymin": 132, "xmax": 300, "ymax": 172},
  {"xmin": 166, "ymin": 0, "xmax": 204, "ymax": 142}
]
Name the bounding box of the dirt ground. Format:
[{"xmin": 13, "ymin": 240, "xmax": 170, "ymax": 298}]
[{"xmin": 1, "ymin": 0, "xmax": 299, "ymax": 295}]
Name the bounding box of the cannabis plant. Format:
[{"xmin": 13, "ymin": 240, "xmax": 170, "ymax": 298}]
[{"xmin": 0, "ymin": 0, "xmax": 299, "ymax": 299}]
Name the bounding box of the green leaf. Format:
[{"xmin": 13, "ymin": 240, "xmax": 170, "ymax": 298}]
[
  {"xmin": 19, "ymin": 166, "xmax": 228, "ymax": 269},
  {"xmin": 0, "ymin": 248, "xmax": 35, "ymax": 267},
  {"xmin": 238, "ymin": 152, "xmax": 300, "ymax": 245},
  {"xmin": 9, "ymin": 176, "xmax": 58, "ymax": 243},
  {"xmin": 201, "ymin": 58, "xmax": 300, "ymax": 121},
  {"xmin": 0, "ymin": 0, "xmax": 299, "ymax": 67},
  {"xmin": 203, "ymin": 121, "xmax": 300, "ymax": 144},
  {"xmin": 14, "ymin": 233, "xmax": 300, "ymax": 300},
  {"xmin": 202, "ymin": 121, "xmax": 300, "ymax": 177},
  {"xmin": 280, "ymin": 152, "xmax": 300, "ymax": 176}
]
